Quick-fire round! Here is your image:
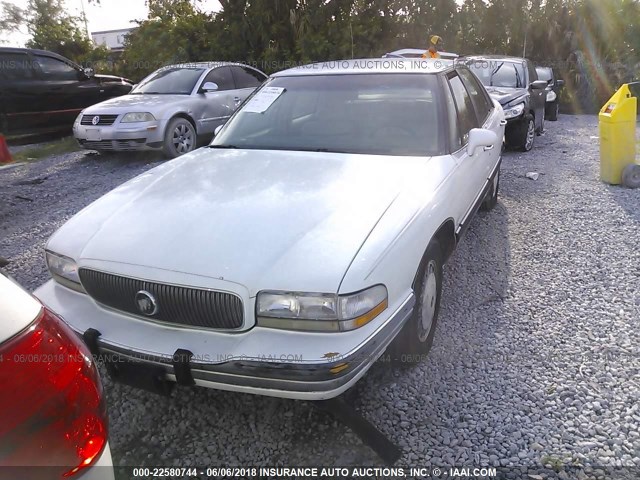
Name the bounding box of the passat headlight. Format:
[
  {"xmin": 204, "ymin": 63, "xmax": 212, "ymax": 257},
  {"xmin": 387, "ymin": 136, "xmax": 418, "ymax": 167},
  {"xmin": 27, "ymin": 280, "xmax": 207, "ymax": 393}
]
[
  {"xmin": 45, "ymin": 251, "xmax": 84, "ymax": 293},
  {"xmin": 73, "ymin": 113, "xmax": 83, "ymax": 127},
  {"xmin": 121, "ymin": 112, "xmax": 155, "ymax": 123},
  {"xmin": 257, "ymin": 285, "xmax": 388, "ymax": 332},
  {"xmin": 546, "ymin": 90, "xmax": 557, "ymax": 102},
  {"xmin": 503, "ymin": 103, "xmax": 525, "ymax": 119}
]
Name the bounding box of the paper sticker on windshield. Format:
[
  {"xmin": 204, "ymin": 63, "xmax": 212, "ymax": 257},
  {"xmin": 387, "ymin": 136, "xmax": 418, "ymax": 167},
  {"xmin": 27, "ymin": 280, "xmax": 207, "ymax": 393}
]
[{"xmin": 243, "ymin": 87, "xmax": 285, "ymax": 113}]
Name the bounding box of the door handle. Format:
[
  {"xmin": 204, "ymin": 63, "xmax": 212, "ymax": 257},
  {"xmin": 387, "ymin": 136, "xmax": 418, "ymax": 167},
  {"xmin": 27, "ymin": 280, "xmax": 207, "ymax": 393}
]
[
  {"xmin": 484, "ymin": 145, "xmax": 495, "ymax": 151},
  {"xmin": 499, "ymin": 120, "xmax": 507, "ymax": 126}
]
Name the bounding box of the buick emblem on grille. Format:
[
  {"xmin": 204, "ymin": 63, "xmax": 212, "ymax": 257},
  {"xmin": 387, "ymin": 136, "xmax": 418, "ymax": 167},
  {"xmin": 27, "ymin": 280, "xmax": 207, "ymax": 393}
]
[
  {"xmin": 135, "ymin": 290, "xmax": 158, "ymax": 316},
  {"xmin": 91, "ymin": 116, "xmax": 100, "ymax": 125}
]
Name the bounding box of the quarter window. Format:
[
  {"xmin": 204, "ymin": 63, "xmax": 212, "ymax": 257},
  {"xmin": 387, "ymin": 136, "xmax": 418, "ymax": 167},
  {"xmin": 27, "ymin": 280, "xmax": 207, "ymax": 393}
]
[
  {"xmin": 231, "ymin": 66, "xmax": 267, "ymax": 89},
  {"xmin": 447, "ymin": 74, "xmax": 478, "ymax": 145},
  {"xmin": 201, "ymin": 67, "xmax": 234, "ymax": 91},
  {"xmin": 458, "ymin": 68, "xmax": 492, "ymax": 125},
  {"xmin": 0, "ymin": 53, "xmax": 35, "ymax": 80},
  {"xmin": 33, "ymin": 55, "xmax": 79, "ymax": 81}
]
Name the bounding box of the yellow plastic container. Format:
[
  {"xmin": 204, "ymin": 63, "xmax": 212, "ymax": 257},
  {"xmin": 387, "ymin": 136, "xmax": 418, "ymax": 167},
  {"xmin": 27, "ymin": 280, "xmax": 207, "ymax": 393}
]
[{"xmin": 599, "ymin": 84, "xmax": 637, "ymax": 185}]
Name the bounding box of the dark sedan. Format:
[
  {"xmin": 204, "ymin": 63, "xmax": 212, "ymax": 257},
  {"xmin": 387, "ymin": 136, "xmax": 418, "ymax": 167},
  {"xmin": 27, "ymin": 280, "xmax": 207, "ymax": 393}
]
[
  {"xmin": 0, "ymin": 47, "xmax": 133, "ymax": 135},
  {"xmin": 462, "ymin": 55, "xmax": 548, "ymax": 151}
]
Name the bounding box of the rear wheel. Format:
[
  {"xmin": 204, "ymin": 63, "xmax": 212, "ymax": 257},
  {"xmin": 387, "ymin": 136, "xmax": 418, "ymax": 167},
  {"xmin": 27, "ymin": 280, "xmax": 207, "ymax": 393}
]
[{"xmin": 388, "ymin": 241, "xmax": 443, "ymax": 367}]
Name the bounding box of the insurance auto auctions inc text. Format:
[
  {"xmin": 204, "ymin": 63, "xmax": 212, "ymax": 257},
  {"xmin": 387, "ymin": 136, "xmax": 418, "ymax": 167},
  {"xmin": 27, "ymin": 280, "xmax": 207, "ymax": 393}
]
[{"xmin": 254, "ymin": 466, "xmax": 497, "ymax": 478}]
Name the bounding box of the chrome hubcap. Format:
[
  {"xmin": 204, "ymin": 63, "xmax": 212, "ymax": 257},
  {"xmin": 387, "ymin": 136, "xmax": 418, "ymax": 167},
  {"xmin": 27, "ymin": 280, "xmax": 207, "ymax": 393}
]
[
  {"xmin": 173, "ymin": 123, "xmax": 194, "ymax": 153},
  {"xmin": 418, "ymin": 261, "xmax": 438, "ymax": 342},
  {"xmin": 525, "ymin": 120, "xmax": 535, "ymax": 149}
]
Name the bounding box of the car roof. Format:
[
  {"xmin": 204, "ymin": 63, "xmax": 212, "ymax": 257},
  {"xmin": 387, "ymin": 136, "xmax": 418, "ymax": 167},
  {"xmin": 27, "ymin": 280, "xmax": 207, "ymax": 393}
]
[
  {"xmin": 462, "ymin": 54, "xmax": 527, "ymax": 63},
  {"xmin": 161, "ymin": 61, "xmax": 255, "ymax": 70},
  {"xmin": 272, "ymin": 58, "xmax": 453, "ymax": 77},
  {"xmin": 383, "ymin": 48, "xmax": 459, "ymax": 59},
  {"xmin": 0, "ymin": 47, "xmax": 80, "ymax": 66}
]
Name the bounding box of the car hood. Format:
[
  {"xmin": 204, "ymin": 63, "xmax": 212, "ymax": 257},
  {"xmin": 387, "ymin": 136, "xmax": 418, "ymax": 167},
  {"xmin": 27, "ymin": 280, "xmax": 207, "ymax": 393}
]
[
  {"xmin": 485, "ymin": 86, "xmax": 528, "ymax": 106},
  {"xmin": 48, "ymin": 148, "xmax": 433, "ymax": 295},
  {"xmin": 82, "ymin": 94, "xmax": 190, "ymax": 113}
]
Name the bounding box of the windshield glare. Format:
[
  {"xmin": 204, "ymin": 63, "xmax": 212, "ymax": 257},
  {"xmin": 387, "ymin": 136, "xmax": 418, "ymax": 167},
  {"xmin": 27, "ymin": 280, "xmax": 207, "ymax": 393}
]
[
  {"xmin": 131, "ymin": 67, "xmax": 206, "ymax": 94},
  {"xmin": 212, "ymin": 74, "xmax": 444, "ymax": 156},
  {"xmin": 468, "ymin": 61, "xmax": 525, "ymax": 88}
]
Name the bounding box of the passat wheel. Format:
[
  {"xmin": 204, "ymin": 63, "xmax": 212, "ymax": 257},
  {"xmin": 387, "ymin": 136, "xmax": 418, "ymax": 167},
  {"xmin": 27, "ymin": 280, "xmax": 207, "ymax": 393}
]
[
  {"xmin": 163, "ymin": 117, "xmax": 196, "ymax": 158},
  {"xmin": 388, "ymin": 241, "xmax": 443, "ymax": 367}
]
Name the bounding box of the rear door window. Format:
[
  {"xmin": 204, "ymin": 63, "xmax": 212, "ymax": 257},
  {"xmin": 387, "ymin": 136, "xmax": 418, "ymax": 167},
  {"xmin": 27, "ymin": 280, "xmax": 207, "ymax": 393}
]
[{"xmin": 0, "ymin": 52, "xmax": 36, "ymax": 80}]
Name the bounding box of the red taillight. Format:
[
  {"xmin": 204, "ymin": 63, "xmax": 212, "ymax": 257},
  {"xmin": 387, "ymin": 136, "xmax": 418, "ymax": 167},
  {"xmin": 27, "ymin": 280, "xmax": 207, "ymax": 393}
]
[{"xmin": 0, "ymin": 307, "xmax": 107, "ymax": 478}]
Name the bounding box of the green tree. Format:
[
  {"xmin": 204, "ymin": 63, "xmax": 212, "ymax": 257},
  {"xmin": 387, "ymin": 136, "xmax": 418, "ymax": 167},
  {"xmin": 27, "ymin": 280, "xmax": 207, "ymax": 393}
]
[{"xmin": 0, "ymin": 0, "xmax": 94, "ymax": 61}]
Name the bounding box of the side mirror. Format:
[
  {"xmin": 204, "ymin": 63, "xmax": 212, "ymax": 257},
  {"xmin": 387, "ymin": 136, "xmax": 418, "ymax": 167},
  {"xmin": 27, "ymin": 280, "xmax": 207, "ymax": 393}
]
[
  {"xmin": 83, "ymin": 67, "xmax": 95, "ymax": 78},
  {"xmin": 202, "ymin": 82, "xmax": 219, "ymax": 93},
  {"xmin": 214, "ymin": 125, "xmax": 223, "ymax": 136},
  {"xmin": 467, "ymin": 128, "xmax": 498, "ymax": 157},
  {"xmin": 530, "ymin": 80, "xmax": 548, "ymax": 90},
  {"xmin": 556, "ymin": 79, "xmax": 565, "ymax": 87}
]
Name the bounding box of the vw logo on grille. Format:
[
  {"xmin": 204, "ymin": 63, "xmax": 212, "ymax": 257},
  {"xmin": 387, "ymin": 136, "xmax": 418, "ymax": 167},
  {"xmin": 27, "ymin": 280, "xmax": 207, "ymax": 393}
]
[
  {"xmin": 91, "ymin": 116, "xmax": 100, "ymax": 125},
  {"xmin": 135, "ymin": 290, "xmax": 158, "ymax": 316}
]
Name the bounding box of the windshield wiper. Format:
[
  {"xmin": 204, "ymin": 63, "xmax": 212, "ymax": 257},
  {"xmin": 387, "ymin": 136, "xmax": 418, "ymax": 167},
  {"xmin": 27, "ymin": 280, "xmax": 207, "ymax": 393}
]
[
  {"xmin": 209, "ymin": 144, "xmax": 238, "ymax": 149},
  {"xmin": 489, "ymin": 63, "xmax": 504, "ymax": 86}
]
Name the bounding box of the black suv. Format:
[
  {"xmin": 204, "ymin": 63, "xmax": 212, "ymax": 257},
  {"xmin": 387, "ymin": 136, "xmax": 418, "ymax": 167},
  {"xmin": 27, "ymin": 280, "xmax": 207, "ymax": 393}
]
[
  {"xmin": 0, "ymin": 47, "xmax": 133, "ymax": 135},
  {"xmin": 535, "ymin": 66, "xmax": 564, "ymax": 121},
  {"xmin": 461, "ymin": 55, "xmax": 548, "ymax": 151}
]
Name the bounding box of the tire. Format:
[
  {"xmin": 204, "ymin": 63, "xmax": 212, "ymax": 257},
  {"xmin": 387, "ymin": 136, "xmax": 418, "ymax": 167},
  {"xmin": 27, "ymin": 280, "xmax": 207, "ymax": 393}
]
[
  {"xmin": 622, "ymin": 164, "xmax": 640, "ymax": 189},
  {"xmin": 388, "ymin": 241, "xmax": 443, "ymax": 367},
  {"xmin": 548, "ymin": 101, "xmax": 559, "ymax": 121},
  {"xmin": 481, "ymin": 169, "xmax": 500, "ymax": 211},
  {"xmin": 163, "ymin": 117, "xmax": 197, "ymax": 158},
  {"xmin": 506, "ymin": 114, "xmax": 535, "ymax": 152}
]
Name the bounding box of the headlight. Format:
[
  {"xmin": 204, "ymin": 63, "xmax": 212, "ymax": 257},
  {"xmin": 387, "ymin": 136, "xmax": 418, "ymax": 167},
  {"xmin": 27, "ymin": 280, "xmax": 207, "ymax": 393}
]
[
  {"xmin": 546, "ymin": 90, "xmax": 557, "ymax": 102},
  {"xmin": 45, "ymin": 251, "xmax": 84, "ymax": 293},
  {"xmin": 73, "ymin": 113, "xmax": 83, "ymax": 126},
  {"xmin": 121, "ymin": 112, "xmax": 156, "ymax": 123},
  {"xmin": 257, "ymin": 285, "xmax": 388, "ymax": 332},
  {"xmin": 503, "ymin": 103, "xmax": 525, "ymax": 119}
]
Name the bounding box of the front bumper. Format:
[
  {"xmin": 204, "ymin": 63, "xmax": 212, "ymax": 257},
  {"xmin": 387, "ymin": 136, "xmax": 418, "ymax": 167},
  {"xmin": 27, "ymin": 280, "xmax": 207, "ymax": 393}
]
[
  {"xmin": 73, "ymin": 120, "xmax": 167, "ymax": 151},
  {"xmin": 34, "ymin": 280, "xmax": 415, "ymax": 400}
]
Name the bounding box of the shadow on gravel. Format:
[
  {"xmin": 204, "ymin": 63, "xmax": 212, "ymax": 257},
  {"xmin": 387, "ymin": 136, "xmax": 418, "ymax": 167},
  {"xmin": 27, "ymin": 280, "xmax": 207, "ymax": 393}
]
[{"xmin": 606, "ymin": 184, "xmax": 640, "ymax": 225}]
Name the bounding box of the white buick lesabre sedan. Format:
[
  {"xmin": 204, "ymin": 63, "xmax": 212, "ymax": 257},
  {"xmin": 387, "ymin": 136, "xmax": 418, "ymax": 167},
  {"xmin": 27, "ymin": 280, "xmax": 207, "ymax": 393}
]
[{"xmin": 35, "ymin": 59, "xmax": 505, "ymax": 401}]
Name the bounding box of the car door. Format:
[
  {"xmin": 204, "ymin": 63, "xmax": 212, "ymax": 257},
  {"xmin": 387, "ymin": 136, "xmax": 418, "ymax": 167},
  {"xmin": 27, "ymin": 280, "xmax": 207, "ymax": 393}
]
[
  {"xmin": 229, "ymin": 65, "xmax": 267, "ymax": 105},
  {"xmin": 31, "ymin": 53, "xmax": 92, "ymax": 127},
  {"xmin": 526, "ymin": 61, "xmax": 546, "ymax": 129},
  {"xmin": 196, "ymin": 66, "xmax": 237, "ymax": 134},
  {"xmin": 0, "ymin": 51, "xmax": 42, "ymax": 134},
  {"xmin": 444, "ymin": 71, "xmax": 494, "ymax": 234}
]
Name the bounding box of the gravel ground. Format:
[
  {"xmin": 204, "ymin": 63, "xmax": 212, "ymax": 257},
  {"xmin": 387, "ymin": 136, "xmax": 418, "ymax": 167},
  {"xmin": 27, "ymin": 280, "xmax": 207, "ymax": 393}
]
[{"xmin": 1, "ymin": 116, "xmax": 639, "ymax": 479}]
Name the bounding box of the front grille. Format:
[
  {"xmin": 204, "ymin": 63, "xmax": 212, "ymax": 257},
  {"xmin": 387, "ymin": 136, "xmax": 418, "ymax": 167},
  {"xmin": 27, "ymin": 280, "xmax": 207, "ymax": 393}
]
[
  {"xmin": 81, "ymin": 114, "xmax": 119, "ymax": 126},
  {"xmin": 79, "ymin": 139, "xmax": 146, "ymax": 151},
  {"xmin": 79, "ymin": 269, "xmax": 244, "ymax": 330}
]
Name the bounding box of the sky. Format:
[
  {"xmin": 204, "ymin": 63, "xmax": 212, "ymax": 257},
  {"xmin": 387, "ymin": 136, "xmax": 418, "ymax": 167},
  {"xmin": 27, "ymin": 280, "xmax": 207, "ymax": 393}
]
[{"xmin": 0, "ymin": 0, "xmax": 222, "ymax": 47}]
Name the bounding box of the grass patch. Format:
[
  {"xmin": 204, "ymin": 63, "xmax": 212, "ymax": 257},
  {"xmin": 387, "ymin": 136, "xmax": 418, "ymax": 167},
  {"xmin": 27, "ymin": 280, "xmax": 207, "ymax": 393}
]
[{"xmin": 12, "ymin": 137, "xmax": 80, "ymax": 163}]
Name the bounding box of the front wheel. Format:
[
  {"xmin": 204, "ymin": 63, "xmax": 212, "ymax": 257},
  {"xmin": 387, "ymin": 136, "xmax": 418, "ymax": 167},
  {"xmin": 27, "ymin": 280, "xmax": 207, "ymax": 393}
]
[
  {"xmin": 548, "ymin": 102, "xmax": 559, "ymax": 121},
  {"xmin": 388, "ymin": 241, "xmax": 443, "ymax": 367},
  {"xmin": 506, "ymin": 114, "xmax": 535, "ymax": 152},
  {"xmin": 163, "ymin": 117, "xmax": 197, "ymax": 158}
]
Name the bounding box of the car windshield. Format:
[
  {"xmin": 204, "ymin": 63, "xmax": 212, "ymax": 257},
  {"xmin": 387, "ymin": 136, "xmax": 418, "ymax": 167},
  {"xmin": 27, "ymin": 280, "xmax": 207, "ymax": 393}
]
[
  {"xmin": 211, "ymin": 73, "xmax": 444, "ymax": 156},
  {"xmin": 131, "ymin": 67, "xmax": 206, "ymax": 94},
  {"xmin": 468, "ymin": 61, "xmax": 525, "ymax": 88},
  {"xmin": 536, "ymin": 67, "xmax": 552, "ymax": 82}
]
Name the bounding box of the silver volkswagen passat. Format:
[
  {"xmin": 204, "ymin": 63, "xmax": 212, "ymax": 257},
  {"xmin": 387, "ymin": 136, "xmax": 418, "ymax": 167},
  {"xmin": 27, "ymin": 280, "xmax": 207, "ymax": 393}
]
[{"xmin": 73, "ymin": 62, "xmax": 267, "ymax": 158}]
